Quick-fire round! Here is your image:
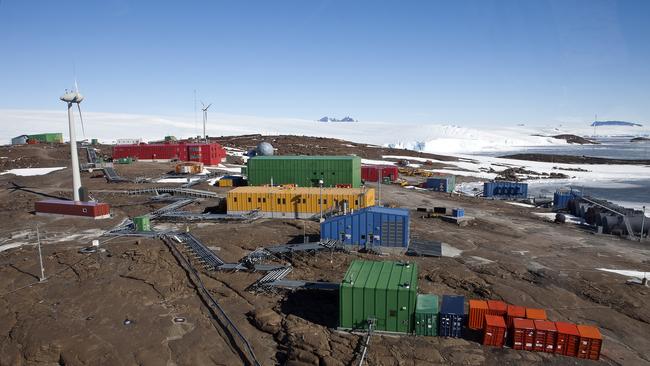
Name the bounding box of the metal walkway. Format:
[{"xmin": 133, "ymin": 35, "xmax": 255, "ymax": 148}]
[
  {"xmin": 125, "ymin": 187, "xmax": 222, "ymax": 198},
  {"xmin": 157, "ymin": 209, "xmax": 262, "ymax": 222},
  {"xmin": 170, "ymin": 232, "xmax": 226, "ymax": 270},
  {"xmin": 248, "ymin": 265, "xmax": 293, "ymax": 293},
  {"xmin": 103, "ymin": 167, "xmax": 130, "ymax": 183}
]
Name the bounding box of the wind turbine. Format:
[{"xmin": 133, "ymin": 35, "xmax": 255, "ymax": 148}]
[
  {"xmin": 201, "ymin": 101, "xmax": 212, "ymax": 141},
  {"xmin": 60, "ymin": 82, "xmax": 85, "ymax": 201}
]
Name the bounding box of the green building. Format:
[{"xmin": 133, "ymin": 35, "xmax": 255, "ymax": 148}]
[
  {"xmin": 246, "ymin": 155, "xmax": 362, "ymax": 188},
  {"xmin": 339, "ymin": 260, "xmax": 418, "ymax": 333},
  {"xmin": 28, "ymin": 133, "xmax": 63, "ymax": 143},
  {"xmin": 133, "ymin": 216, "xmax": 151, "ymax": 231},
  {"xmin": 415, "ymin": 294, "xmax": 439, "ymax": 336}
]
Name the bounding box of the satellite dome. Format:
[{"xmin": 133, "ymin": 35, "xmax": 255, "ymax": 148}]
[{"xmin": 256, "ymin": 142, "xmax": 274, "ymax": 156}]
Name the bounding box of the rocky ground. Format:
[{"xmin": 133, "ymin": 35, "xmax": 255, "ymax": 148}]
[{"xmin": 0, "ymin": 141, "xmax": 649, "ymax": 366}]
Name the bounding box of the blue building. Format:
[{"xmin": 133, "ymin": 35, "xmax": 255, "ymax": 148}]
[
  {"xmin": 483, "ymin": 181, "xmax": 528, "ymax": 199},
  {"xmin": 320, "ymin": 206, "xmax": 410, "ymax": 250}
]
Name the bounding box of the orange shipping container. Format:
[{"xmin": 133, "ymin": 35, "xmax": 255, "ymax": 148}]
[
  {"xmin": 487, "ymin": 300, "xmax": 507, "ymax": 316},
  {"xmin": 506, "ymin": 305, "xmax": 526, "ymax": 328},
  {"xmin": 468, "ymin": 300, "xmax": 489, "ymax": 330},
  {"xmin": 534, "ymin": 320, "xmax": 557, "ymax": 353},
  {"xmin": 577, "ymin": 325, "xmax": 602, "ymax": 360},
  {"xmin": 526, "ymin": 308, "xmax": 547, "ymax": 320},
  {"xmin": 512, "ymin": 318, "xmax": 535, "ymax": 351},
  {"xmin": 555, "ymin": 322, "xmax": 580, "ymax": 357},
  {"xmin": 483, "ymin": 315, "xmax": 507, "ymax": 347}
]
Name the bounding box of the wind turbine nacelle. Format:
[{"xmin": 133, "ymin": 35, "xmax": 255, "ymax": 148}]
[{"xmin": 60, "ymin": 92, "xmax": 84, "ymax": 103}]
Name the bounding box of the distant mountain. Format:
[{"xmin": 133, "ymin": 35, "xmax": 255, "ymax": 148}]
[
  {"xmin": 319, "ymin": 116, "xmax": 358, "ymax": 122},
  {"xmin": 591, "ymin": 121, "xmax": 642, "ymax": 127}
]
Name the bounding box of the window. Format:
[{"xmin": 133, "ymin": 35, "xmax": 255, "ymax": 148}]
[
  {"xmin": 355, "ymin": 199, "xmax": 359, "ymax": 205},
  {"xmin": 247, "ymin": 197, "xmax": 252, "ymax": 203},
  {"xmin": 262, "ymin": 198, "xmax": 266, "ymax": 203},
  {"xmin": 257, "ymin": 198, "xmax": 261, "ymax": 203},
  {"xmin": 332, "ymin": 172, "xmax": 335, "ymax": 175},
  {"xmin": 282, "ymin": 198, "xmax": 286, "ymax": 204},
  {"xmin": 361, "ymin": 234, "xmax": 366, "ymax": 240},
  {"xmin": 277, "ymin": 198, "xmax": 281, "ymax": 204},
  {"xmin": 323, "ymin": 199, "xmax": 327, "ymax": 204},
  {"xmin": 302, "ymin": 198, "xmax": 306, "ymax": 204},
  {"xmin": 233, "ymin": 197, "xmax": 237, "ymax": 202}
]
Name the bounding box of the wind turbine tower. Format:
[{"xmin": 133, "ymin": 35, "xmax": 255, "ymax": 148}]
[
  {"xmin": 201, "ymin": 101, "xmax": 212, "ymax": 141},
  {"xmin": 60, "ymin": 85, "xmax": 85, "ymax": 201}
]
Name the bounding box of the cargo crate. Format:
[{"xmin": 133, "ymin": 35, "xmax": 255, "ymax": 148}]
[
  {"xmin": 468, "ymin": 299, "xmax": 488, "ymax": 330},
  {"xmin": 534, "ymin": 320, "xmax": 557, "ymax": 353},
  {"xmin": 487, "ymin": 300, "xmax": 507, "ymax": 317},
  {"xmin": 577, "ymin": 325, "xmax": 602, "ymax": 360},
  {"xmin": 555, "ymin": 322, "xmax": 580, "ymax": 357},
  {"xmin": 526, "ymin": 308, "xmax": 547, "ymax": 320},
  {"xmin": 483, "ymin": 315, "xmax": 507, "ymax": 347},
  {"xmin": 512, "ymin": 318, "xmax": 535, "ymax": 351},
  {"xmin": 415, "ymin": 294, "xmax": 438, "ymax": 336},
  {"xmin": 439, "ymin": 295, "xmax": 465, "ymax": 338},
  {"xmin": 506, "ymin": 305, "xmax": 526, "ymax": 328}
]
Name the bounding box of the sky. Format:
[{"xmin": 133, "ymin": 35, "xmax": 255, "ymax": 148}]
[{"xmin": 0, "ymin": 0, "xmax": 649, "ymax": 126}]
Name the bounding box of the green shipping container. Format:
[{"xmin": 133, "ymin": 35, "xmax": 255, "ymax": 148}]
[
  {"xmin": 28, "ymin": 133, "xmax": 63, "ymax": 143},
  {"xmin": 339, "ymin": 260, "xmax": 418, "ymax": 333},
  {"xmin": 133, "ymin": 216, "xmax": 151, "ymax": 231},
  {"xmin": 116, "ymin": 157, "xmax": 133, "ymax": 164},
  {"xmin": 415, "ymin": 294, "xmax": 439, "ymax": 336},
  {"xmin": 246, "ymin": 155, "xmax": 362, "ymax": 188},
  {"xmin": 91, "ymin": 138, "xmax": 99, "ymax": 145}
]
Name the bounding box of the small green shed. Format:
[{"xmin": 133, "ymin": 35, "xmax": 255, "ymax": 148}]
[{"xmin": 339, "ymin": 260, "xmax": 418, "ymax": 333}]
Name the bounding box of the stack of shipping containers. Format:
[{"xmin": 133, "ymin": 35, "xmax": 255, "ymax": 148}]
[
  {"xmin": 339, "ymin": 260, "xmax": 418, "ymax": 333},
  {"xmin": 226, "ymin": 186, "xmax": 375, "ymax": 219},
  {"xmin": 246, "ymin": 155, "xmax": 362, "ymax": 187}
]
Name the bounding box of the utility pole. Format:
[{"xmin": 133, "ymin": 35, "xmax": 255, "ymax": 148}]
[
  {"xmin": 641, "ymin": 206, "xmax": 646, "ymax": 242},
  {"xmin": 377, "ymin": 168, "xmax": 382, "ymax": 207},
  {"xmin": 36, "ymin": 226, "xmax": 46, "ymax": 282},
  {"xmin": 319, "ymin": 179, "xmax": 324, "ymax": 221}
]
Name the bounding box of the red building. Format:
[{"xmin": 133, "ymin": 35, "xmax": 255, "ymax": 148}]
[
  {"xmin": 112, "ymin": 143, "xmax": 227, "ymax": 165},
  {"xmin": 361, "ymin": 165, "xmax": 399, "ymax": 183},
  {"xmin": 35, "ymin": 200, "xmax": 111, "ymax": 219}
]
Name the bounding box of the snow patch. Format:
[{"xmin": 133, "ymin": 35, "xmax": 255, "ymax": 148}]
[
  {"xmin": 0, "ymin": 167, "xmax": 67, "ymax": 176},
  {"xmin": 597, "ymin": 268, "xmax": 649, "ymax": 280}
]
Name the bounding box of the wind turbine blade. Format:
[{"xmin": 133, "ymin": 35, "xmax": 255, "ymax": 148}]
[
  {"xmin": 77, "ymin": 103, "xmax": 86, "ymax": 138},
  {"xmin": 206, "ymin": 103, "xmax": 212, "ymax": 110},
  {"xmin": 74, "ymin": 79, "xmax": 79, "ymax": 93}
]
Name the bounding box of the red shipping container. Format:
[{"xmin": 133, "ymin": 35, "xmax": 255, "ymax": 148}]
[
  {"xmin": 35, "ymin": 199, "xmax": 111, "ymax": 219},
  {"xmin": 506, "ymin": 304, "xmax": 526, "ymax": 328},
  {"xmin": 468, "ymin": 300, "xmax": 489, "ymax": 330},
  {"xmin": 512, "ymin": 318, "xmax": 535, "ymax": 351},
  {"xmin": 361, "ymin": 165, "xmax": 399, "ymax": 183},
  {"xmin": 526, "ymin": 308, "xmax": 547, "ymax": 321},
  {"xmin": 577, "ymin": 325, "xmax": 602, "ymax": 360},
  {"xmin": 555, "ymin": 322, "xmax": 580, "ymax": 357},
  {"xmin": 483, "ymin": 314, "xmax": 507, "ymax": 347},
  {"xmin": 534, "ymin": 320, "xmax": 557, "ymax": 353},
  {"xmin": 487, "ymin": 300, "xmax": 507, "ymax": 316}
]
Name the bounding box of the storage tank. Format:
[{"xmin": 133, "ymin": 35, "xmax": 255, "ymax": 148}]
[{"xmin": 256, "ymin": 141, "xmax": 274, "ymax": 156}]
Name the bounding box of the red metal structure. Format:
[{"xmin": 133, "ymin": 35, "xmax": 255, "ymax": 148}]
[
  {"xmin": 483, "ymin": 315, "xmax": 507, "ymax": 347},
  {"xmin": 35, "ymin": 200, "xmax": 111, "ymax": 219},
  {"xmin": 112, "ymin": 142, "xmax": 226, "ymax": 165},
  {"xmin": 361, "ymin": 165, "xmax": 399, "ymax": 182}
]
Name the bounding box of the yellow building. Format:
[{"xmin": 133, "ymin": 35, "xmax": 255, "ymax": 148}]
[{"xmin": 227, "ymin": 186, "xmax": 375, "ymax": 219}]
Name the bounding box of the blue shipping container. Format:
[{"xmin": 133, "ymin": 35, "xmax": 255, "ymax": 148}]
[
  {"xmin": 483, "ymin": 181, "xmax": 528, "ymax": 199},
  {"xmin": 451, "ymin": 208, "xmax": 464, "ymax": 218},
  {"xmin": 439, "ymin": 295, "xmax": 465, "ymax": 338},
  {"xmin": 320, "ymin": 206, "xmax": 410, "ymax": 249},
  {"xmin": 425, "ymin": 176, "xmax": 456, "ymax": 193}
]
